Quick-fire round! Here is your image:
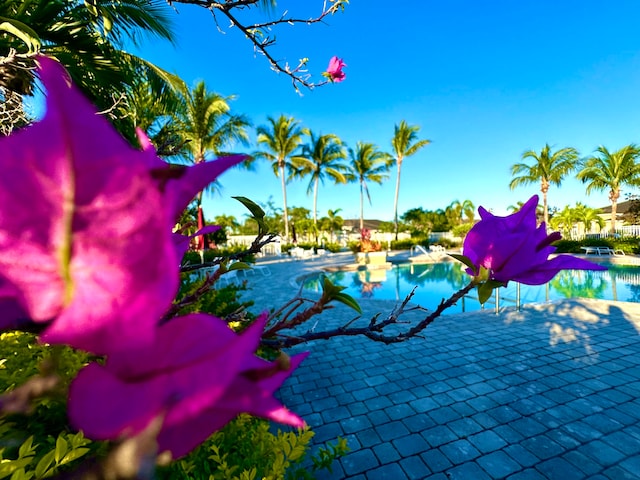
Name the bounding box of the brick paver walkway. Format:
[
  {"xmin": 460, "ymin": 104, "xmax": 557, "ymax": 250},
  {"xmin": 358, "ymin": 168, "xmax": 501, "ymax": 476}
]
[{"xmin": 240, "ymin": 253, "xmax": 640, "ymax": 479}]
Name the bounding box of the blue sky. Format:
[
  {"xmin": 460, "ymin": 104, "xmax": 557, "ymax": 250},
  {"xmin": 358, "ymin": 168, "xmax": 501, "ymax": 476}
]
[{"xmin": 129, "ymin": 0, "xmax": 640, "ymax": 223}]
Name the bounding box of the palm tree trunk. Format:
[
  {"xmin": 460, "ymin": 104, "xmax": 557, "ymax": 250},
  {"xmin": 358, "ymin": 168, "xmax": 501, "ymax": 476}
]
[
  {"xmin": 393, "ymin": 158, "xmax": 403, "ymax": 240},
  {"xmin": 360, "ymin": 182, "xmax": 365, "ymax": 231},
  {"xmin": 540, "ymin": 180, "xmax": 549, "ymax": 227},
  {"xmin": 313, "ymin": 177, "xmax": 319, "ymax": 243},
  {"xmin": 610, "ymin": 189, "xmax": 619, "ymax": 234},
  {"xmin": 611, "ymin": 202, "xmax": 617, "ymax": 234},
  {"xmin": 280, "ymin": 163, "xmax": 289, "ymax": 242}
]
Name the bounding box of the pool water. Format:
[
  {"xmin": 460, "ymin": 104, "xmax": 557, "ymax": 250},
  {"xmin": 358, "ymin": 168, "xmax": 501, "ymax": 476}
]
[{"xmin": 302, "ymin": 262, "xmax": 640, "ymax": 313}]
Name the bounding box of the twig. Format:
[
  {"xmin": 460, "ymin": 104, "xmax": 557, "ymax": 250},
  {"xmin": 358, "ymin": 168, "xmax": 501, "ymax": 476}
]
[
  {"xmin": 261, "ymin": 281, "xmax": 478, "ymax": 348},
  {"xmin": 168, "ymin": 0, "xmax": 347, "ymax": 90}
]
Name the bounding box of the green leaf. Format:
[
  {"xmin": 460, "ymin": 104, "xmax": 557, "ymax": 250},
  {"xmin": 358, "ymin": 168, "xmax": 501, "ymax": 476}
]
[
  {"xmin": 449, "ymin": 253, "xmax": 477, "ymax": 275},
  {"xmin": 83, "ymin": 0, "xmax": 99, "ymax": 16},
  {"xmin": 102, "ymin": 14, "xmax": 113, "ymax": 34},
  {"xmin": 321, "ymin": 275, "xmax": 345, "ymax": 295},
  {"xmin": 0, "ymin": 18, "xmax": 42, "ymax": 53},
  {"xmin": 332, "ymin": 293, "xmax": 362, "ymax": 314},
  {"xmin": 60, "ymin": 447, "xmax": 90, "ymax": 465},
  {"xmin": 232, "ymin": 196, "xmax": 266, "ymax": 223},
  {"xmin": 228, "ymin": 262, "xmax": 250, "ymax": 271},
  {"xmin": 477, "ymin": 282, "xmax": 493, "ymax": 305},
  {"xmin": 477, "ymin": 280, "xmax": 504, "ymax": 305},
  {"xmin": 17, "ymin": 436, "xmax": 35, "ymax": 459},
  {"xmin": 54, "ymin": 436, "xmax": 68, "ymax": 464},
  {"xmin": 34, "ymin": 451, "xmax": 55, "ymax": 478},
  {"xmin": 10, "ymin": 469, "xmax": 34, "ymax": 480}
]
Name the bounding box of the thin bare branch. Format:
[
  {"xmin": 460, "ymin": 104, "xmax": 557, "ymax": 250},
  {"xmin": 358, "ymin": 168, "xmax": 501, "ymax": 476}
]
[
  {"xmin": 261, "ymin": 281, "xmax": 478, "ymax": 349},
  {"xmin": 168, "ymin": 0, "xmax": 348, "ymax": 91}
]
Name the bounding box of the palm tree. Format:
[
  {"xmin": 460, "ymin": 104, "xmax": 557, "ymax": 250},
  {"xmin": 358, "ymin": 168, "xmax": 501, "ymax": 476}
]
[
  {"xmin": 549, "ymin": 205, "xmax": 578, "ymax": 238},
  {"xmin": 121, "ymin": 67, "xmax": 186, "ymax": 152},
  {"xmin": 255, "ymin": 115, "xmax": 306, "ymax": 242},
  {"xmin": 573, "ymin": 203, "xmax": 605, "ymax": 236},
  {"xmin": 213, "ymin": 214, "xmax": 241, "ymax": 235},
  {"xmin": 445, "ymin": 199, "xmax": 476, "ymax": 227},
  {"xmin": 171, "ymin": 81, "xmax": 251, "ymax": 256},
  {"xmin": 391, "ymin": 120, "xmax": 431, "ymax": 239},
  {"xmin": 577, "ymin": 145, "xmax": 640, "ymax": 232},
  {"xmin": 0, "ymin": 0, "xmax": 175, "ymax": 124},
  {"xmin": 297, "ymin": 131, "xmax": 348, "ymax": 235},
  {"xmin": 509, "ymin": 144, "xmax": 579, "ymax": 226},
  {"xmin": 348, "ymin": 142, "xmax": 393, "ymax": 231},
  {"xmin": 325, "ymin": 208, "xmax": 344, "ymax": 243}
]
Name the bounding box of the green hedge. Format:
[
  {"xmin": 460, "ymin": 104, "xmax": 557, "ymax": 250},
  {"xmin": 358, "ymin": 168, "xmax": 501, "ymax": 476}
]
[{"xmin": 553, "ymin": 237, "xmax": 640, "ymax": 255}]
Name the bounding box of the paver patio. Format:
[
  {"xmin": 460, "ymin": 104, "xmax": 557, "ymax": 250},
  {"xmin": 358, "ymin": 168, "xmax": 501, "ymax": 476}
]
[{"xmin": 240, "ymin": 253, "xmax": 640, "ymax": 479}]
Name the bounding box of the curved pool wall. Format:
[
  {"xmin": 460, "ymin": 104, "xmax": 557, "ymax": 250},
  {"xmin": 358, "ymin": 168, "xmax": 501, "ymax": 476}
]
[{"xmin": 301, "ymin": 259, "xmax": 640, "ymax": 314}]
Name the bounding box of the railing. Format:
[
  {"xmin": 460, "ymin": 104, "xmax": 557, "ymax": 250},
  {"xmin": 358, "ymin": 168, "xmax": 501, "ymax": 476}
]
[
  {"xmin": 464, "ymin": 283, "xmax": 523, "ymax": 314},
  {"xmin": 572, "ymin": 225, "xmax": 640, "ymax": 240},
  {"xmin": 410, "ymin": 245, "xmax": 431, "ymax": 257}
]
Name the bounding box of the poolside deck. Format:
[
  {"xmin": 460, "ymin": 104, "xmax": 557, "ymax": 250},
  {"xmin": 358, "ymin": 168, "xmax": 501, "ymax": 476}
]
[{"xmin": 238, "ymin": 252, "xmax": 640, "ymax": 479}]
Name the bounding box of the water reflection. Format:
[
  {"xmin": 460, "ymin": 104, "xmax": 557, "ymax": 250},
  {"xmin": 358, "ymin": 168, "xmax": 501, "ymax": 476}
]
[
  {"xmin": 303, "ymin": 261, "xmax": 640, "ymax": 310},
  {"xmin": 351, "ymin": 269, "xmax": 387, "ymax": 298},
  {"xmin": 549, "ymin": 270, "xmax": 608, "ymax": 300},
  {"xmin": 402, "ymin": 262, "xmax": 469, "ymax": 290}
]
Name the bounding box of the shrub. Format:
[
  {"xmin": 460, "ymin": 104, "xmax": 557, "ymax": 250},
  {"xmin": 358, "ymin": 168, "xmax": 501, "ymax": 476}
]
[
  {"xmin": 0, "ymin": 276, "xmax": 348, "ymax": 479},
  {"xmin": 389, "ymin": 239, "xmax": 424, "ymax": 250},
  {"xmin": 0, "ymin": 332, "xmax": 102, "ymax": 478},
  {"xmin": 157, "ymin": 415, "xmax": 349, "ymax": 480},
  {"xmin": 181, "ymin": 246, "xmax": 256, "ymax": 266},
  {"xmin": 552, "ymin": 239, "xmax": 583, "ymax": 254},
  {"xmin": 436, "ymin": 237, "xmax": 461, "ymax": 249},
  {"xmin": 553, "ymin": 237, "xmax": 639, "ymax": 254},
  {"xmin": 320, "ymin": 242, "xmax": 343, "ymax": 253}
]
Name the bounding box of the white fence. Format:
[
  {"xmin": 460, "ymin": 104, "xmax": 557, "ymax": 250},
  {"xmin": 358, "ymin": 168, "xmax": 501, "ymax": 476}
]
[
  {"xmin": 429, "ymin": 231, "xmax": 463, "ymax": 244},
  {"xmin": 572, "ymin": 225, "xmax": 640, "ymax": 240}
]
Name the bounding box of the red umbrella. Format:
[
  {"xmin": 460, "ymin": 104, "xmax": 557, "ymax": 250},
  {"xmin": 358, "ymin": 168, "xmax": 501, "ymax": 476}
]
[{"xmin": 196, "ymin": 205, "xmax": 205, "ymax": 261}]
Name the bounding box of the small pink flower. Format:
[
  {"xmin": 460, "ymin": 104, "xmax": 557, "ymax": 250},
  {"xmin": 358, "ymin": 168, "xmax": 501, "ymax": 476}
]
[
  {"xmin": 68, "ymin": 313, "xmax": 308, "ymax": 459},
  {"xmin": 326, "ymin": 56, "xmax": 346, "ymax": 82}
]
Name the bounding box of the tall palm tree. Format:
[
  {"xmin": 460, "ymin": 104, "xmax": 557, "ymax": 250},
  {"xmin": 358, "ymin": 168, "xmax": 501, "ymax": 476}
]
[
  {"xmin": 174, "ymin": 81, "xmax": 251, "ymax": 166},
  {"xmin": 348, "ymin": 142, "xmax": 393, "ymax": 231},
  {"xmin": 255, "ymin": 115, "xmax": 306, "ymax": 241},
  {"xmin": 391, "ymin": 120, "xmax": 431, "ymax": 239},
  {"xmin": 577, "ymin": 144, "xmax": 640, "ymax": 232},
  {"xmin": 0, "ymin": 0, "xmax": 175, "ymax": 123},
  {"xmin": 509, "ymin": 144, "xmax": 579, "ymax": 226},
  {"xmin": 121, "ymin": 67, "xmax": 186, "ymax": 152},
  {"xmin": 171, "ymin": 81, "xmax": 251, "ymax": 255},
  {"xmin": 297, "ymin": 131, "xmax": 348, "ymax": 235}
]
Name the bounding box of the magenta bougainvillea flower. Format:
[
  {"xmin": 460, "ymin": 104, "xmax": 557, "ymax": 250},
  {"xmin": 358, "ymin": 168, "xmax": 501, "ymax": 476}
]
[
  {"xmin": 0, "ymin": 56, "xmax": 244, "ymax": 354},
  {"xmin": 326, "ymin": 56, "xmax": 346, "ymax": 82},
  {"xmin": 68, "ymin": 313, "xmax": 307, "ymax": 458},
  {"xmin": 172, "ymin": 226, "xmax": 220, "ymax": 260},
  {"xmin": 462, "ymin": 195, "xmax": 606, "ymax": 285}
]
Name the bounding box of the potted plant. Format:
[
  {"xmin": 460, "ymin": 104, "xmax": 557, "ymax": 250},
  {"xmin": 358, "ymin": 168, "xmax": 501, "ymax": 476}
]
[{"xmin": 354, "ymin": 228, "xmax": 387, "ymax": 266}]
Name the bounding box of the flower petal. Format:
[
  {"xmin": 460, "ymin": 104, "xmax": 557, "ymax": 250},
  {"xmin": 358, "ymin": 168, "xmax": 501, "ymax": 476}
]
[{"xmin": 0, "ymin": 56, "xmax": 178, "ymax": 353}]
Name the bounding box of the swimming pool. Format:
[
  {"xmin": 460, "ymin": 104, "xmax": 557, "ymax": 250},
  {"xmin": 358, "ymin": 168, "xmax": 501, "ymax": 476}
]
[{"xmin": 302, "ymin": 261, "xmax": 640, "ymax": 313}]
